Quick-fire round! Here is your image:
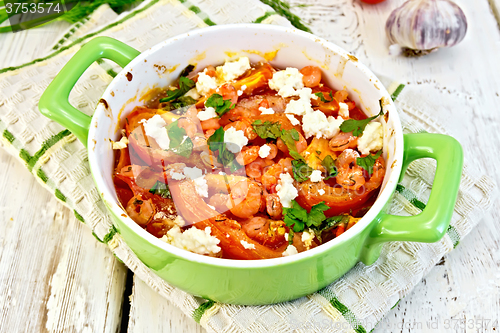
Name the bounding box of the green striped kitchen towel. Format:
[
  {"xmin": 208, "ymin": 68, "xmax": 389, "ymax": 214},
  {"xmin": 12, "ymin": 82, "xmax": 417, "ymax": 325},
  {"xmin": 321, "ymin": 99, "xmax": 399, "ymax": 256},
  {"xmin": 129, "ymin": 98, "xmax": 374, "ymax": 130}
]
[{"xmin": 0, "ymin": 1, "xmax": 495, "ymax": 332}]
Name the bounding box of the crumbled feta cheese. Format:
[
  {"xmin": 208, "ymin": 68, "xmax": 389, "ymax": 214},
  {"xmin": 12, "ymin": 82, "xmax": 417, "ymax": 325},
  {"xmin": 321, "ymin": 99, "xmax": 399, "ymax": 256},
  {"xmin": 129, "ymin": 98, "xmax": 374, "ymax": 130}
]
[
  {"xmin": 285, "ymin": 114, "xmax": 300, "ymax": 126},
  {"xmin": 282, "ymin": 244, "xmax": 298, "ymax": 257},
  {"xmin": 357, "ymin": 122, "xmax": 383, "ymax": 155},
  {"xmin": 184, "ymin": 87, "xmax": 201, "ymax": 100},
  {"xmin": 240, "ymin": 240, "xmax": 256, "ymax": 249},
  {"xmin": 269, "ymin": 67, "xmax": 304, "ymax": 97},
  {"xmin": 141, "ymin": 114, "xmax": 170, "ymax": 149},
  {"xmin": 224, "ymin": 127, "xmax": 248, "ymax": 153},
  {"xmin": 162, "ymin": 226, "xmax": 220, "ymax": 255},
  {"xmin": 237, "ymin": 90, "xmax": 243, "ymax": 96},
  {"xmin": 259, "ymin": 144, "xmax": 271, "ymax": 158},
  {"xmin": 302, "ymin": 112, "xmax": 343, "ymax": 139},
  {"xmin": 174, "ymin": 215, "xmax": 185, "ymax": 226},
  {"xmin": 241, "ymin": 84, "xmax": 247, "ymax": 91},
  {"xmin": 196, "ymin": 70, "xmax": 218, "ymax": 95},
  {"xmin": 284, "ymin": 88, "xmax": 316, "ymax": 116},
  {"xmin": 183, "ymin": 166, "xmax": 203, "ymax": 179},
  {"xmin": 184, "ymin": 167, "xmax": 207, "ymax": 197},
  {"xmin": 112, "ymin": 136, "xmax": 128, "ymax": 149},
  {"xmin": 276, "ymin": 173, "xmax": 298, "ymax": 208},
  {"xmin": 259, "ymin": 106, "xmax": 275, "ymax": 114},
  {"xmin": 170, "ymin": 171, "xmax": 186, "ymax": 180},
  {"xmin": 339, "ymin": 102, "xmax": 349, "ymax": 118},
  {"xmin": 318, "ymin": 189, "xmax": 326, "ymax": 195},
  {"xmin": 301, "ymin": 229, "xmax": 314, "ymax": 249},
  {"xmin": 309, "ymin": 170, "xmax": 323, "ymax": 182},
  {"xmin": 216, "ymin": 57, "xmax": 251, "ymax": 82},
  {"xmin": 197, "ymin": 106, "xmax": 217, "ymax": 121},
  {"xmin": 193, "ymin": 176, "xmax": 208, "ymax": 198}
]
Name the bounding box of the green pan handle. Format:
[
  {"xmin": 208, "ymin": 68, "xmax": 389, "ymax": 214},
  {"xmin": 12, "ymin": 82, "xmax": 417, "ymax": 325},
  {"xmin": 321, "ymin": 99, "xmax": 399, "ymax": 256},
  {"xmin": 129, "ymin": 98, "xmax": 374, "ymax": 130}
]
[
  {"xmin": 39, "ymin": 37, "xmax": 141, "ymax": 147},
  {"xmin": 361, "ymin": 133, "xmax": 463, "ymax": 265}
]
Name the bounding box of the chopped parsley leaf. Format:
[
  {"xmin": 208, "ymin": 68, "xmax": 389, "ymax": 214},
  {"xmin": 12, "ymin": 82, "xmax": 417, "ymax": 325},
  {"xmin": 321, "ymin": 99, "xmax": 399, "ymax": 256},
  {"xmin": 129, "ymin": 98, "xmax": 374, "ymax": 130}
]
[
  {"xmin": 283, "ymin": 200, "xmax": 329, "ymax": 232},
  {"xmin": 171, "ymin": 96, "xmax": 197, "ymax": 110},
  {"xmin": 313, "ymin": 215, "xmax": 349, "ymax": 241},
  {"xmin": 207, "ymin": 127, "xmax": 242, "ymax": 172},
  {"xmin": 321, "ymin": 155, "xmax": 338, "ymax": 180},
  {"xmin": 291, "ymin": 159, "xmax": 314, "ymax": 182},
  {"xmin": 149, "ymin": 180, "xmax": 172, "ymax": 199},
  {"xmin": 252, "ymin": 120, "xmax": 305, "ymax": 161},
  {"xmin": 339, "ymin": 99, "xmax": 384, "ymax": 136},
  {"xmin": 205, "ymin": 94, "xmax": 235, "ymax": 117},
  {"xmin": 166, "ymin": 121, "xmax": 193, "ymax": 158},
  {"xmin": 315, "ymin": 91, "xmax": 334, "ymax": 103},
  {"xmin": 159, "ymin": 76, "xmax": 196, "ymax": 103},
  {"xmin": 356, "ymin": 150, "xmax": 383, "ymax": 174},
  {"xmin": 179, "ymin": 64, "xmax": 195, "ymax": 77}
]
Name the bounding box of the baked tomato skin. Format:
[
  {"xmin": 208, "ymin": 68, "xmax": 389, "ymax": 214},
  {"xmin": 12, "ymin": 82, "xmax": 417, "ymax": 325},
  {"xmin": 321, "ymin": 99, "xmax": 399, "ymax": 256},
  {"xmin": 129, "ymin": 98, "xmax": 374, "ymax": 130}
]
[{"xmin": 295, "ymin": 181, "xmax": 376, "ymax": 217}]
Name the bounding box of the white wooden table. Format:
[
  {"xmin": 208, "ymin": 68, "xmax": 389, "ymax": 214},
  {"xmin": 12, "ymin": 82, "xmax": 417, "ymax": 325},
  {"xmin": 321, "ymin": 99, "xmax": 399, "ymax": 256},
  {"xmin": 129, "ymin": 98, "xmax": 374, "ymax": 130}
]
[{"xmin": 0, "ymin": 1, "xmax": 499, "ymax": 332}]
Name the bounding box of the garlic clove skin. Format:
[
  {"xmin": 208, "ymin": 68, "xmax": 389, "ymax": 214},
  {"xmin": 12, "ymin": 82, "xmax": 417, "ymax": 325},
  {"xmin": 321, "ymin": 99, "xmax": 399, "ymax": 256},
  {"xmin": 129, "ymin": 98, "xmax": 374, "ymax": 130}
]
[{"xmin": 386, "ymin": 0, "xmax": 468, "ymax": 55}]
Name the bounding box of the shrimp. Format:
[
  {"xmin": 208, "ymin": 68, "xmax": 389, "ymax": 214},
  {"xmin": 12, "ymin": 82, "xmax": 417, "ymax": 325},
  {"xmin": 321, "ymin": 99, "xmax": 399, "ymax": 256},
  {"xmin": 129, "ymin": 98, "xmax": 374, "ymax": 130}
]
[
  {"xmin": 224, "ymin": 118, "xmax": 258, "ymax": 140},
  {"xmin": 329, "ymin": 131, "xmax": 358, "ymax": 151},
  {"xmin": 300, "ymin": 66, "xmax": 322, "ymax": 88},
  {"xmin": 208, "ymin": 193, "xmax": 229, "ymax": 213},
  {"xmin": 265, "ymin": 193, "xmax": 283, "ymax": 220},
  {"xmin": 261, "ymin": 157, "xmax": 293, "ymax": 191},
  {"xmin": 217, "ymin": 83, "xmax": 238, "ymax": 105},
  {"xmin": 237, "ymin": 145, "xmax": 260, "ymax": 165},
  {"xmin": 262, "ymin": 143, "xmax": 278, "ymax": 160},
  {"xmin": 241, "ymin": 216, "xmax": 287, "ymax": 247},
  {"xmin": 205, "ymin": 128, "xmax": 216, "ymax": 139},
  {"xmin": 364, "ymin": 155, "xmax": 386, "ymax": 191},
  {"xmin": 177, "ymin": 117, "xmax": 198, "ymax": 137},
  {"xmin": 246, "ymin": 158, "xmax": 274, "ymax": 182},
  {"xmin": 277, "ymin": 131, "xmax": 307, "ymax": 155},
  {"xmin": 237, "ymin": 95, "xmax": 287, "ymax": 114},
  {"xmin": 203, "ymin": 65, "xmax": 216, "ymax": 77},
  {"xmin": 335, "ymin": 149, "xmax": 365, "ymax": 190},
  {"xmin": 228, "ymin": 180, "xmax": 263, "ymax": 218},
  {"xmin": 200, "ymin": 118, "xmax": 221, "ymax": 131},
  {"xmin": 334, "ymin": 89, "xmax": 349, "ymax": 103},
  {"xmin": 126, "ymin": 195, "xmax": 156, "ymax": 226}
]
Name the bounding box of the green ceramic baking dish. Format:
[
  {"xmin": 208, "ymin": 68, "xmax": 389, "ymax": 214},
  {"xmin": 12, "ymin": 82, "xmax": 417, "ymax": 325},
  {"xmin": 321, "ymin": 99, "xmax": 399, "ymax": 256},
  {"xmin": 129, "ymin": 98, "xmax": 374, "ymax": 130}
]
[{"xmin": 38, "ymin": 24, "xmax": 463, "ymax": 305}]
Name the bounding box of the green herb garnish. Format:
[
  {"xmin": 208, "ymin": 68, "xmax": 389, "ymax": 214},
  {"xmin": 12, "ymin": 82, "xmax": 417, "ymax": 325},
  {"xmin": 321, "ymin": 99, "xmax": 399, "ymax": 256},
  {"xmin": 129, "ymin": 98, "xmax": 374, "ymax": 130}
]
[
  {"xmin": 288, "ymin": 229, "xmax": 294, "ymax": 245},
  {"xmin": 207, "ymin": 127, "xmax": 242, "ymax": 172},
  {"xmin": 339, "ymin": 99, "xmax": 384, "ymax": 136},
  {"xmin": 252, "ymin": 120, "xmax": 282, "ymax": 139},
  {"xmin": 149, "ymin": 180, "xmax": 172, "ymax": 199},
  {"xmin": 321, "ymin": 155, "xmax": 338, "ymax": 180},
  {"xmin": 166, "ymin": 121, "xmax": 193, "ymax": 158},
  {"xmin": 315, "ymin": 91, "xmax": 334, "ymax": 103},
  {"xmin": 313, "ymin": 215, "xmax": 350, "ymax": 241},
  {"xmin": 179, "ymin": 64, "xmax": 195, "ymax": 77},
  {"xmin": 356, "ymin": 150, "xmax": 382, "ymax": 174},
  {"xmin": 252, "ymin": 120, "xmax": 304, "ymax": 161},
  {"xmin": 291, "ymin": 159, "xmax": 314, "ymax": 182},
  {"xmin": 159, "ymin": 76, "xmax": 195, "ymax": 103},
  {"xmin": 205, "ymin": 94, "xmax": 235, "ymax": 117},
  {"xmin": 283, "ymin": 200, "xmax": 330, "ymax": 232},
  {"xmin": 171, "ymin": 96, "xmax": 197, "ymax": 110}
]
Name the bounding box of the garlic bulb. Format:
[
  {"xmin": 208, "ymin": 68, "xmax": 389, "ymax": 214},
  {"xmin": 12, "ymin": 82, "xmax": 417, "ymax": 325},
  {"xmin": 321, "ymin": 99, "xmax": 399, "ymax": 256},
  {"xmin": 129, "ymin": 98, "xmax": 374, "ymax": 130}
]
[{"xmin": 386, "ymin": 0, "xmax": 468, "ymax": 56}]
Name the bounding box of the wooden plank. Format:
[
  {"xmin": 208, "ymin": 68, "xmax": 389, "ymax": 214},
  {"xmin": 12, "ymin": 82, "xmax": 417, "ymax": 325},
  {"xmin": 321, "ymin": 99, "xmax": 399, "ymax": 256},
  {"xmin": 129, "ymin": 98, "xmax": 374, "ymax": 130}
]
[
  {"xmin": 0, "ymin": 22, "xmax": 128, "ymax": 333},
  {"xmin": 127, "ymin": 276, "xmax": 206, "ymax": 333},
  {"xmin": 126, "ymin": 0, "xmax": 500, "ymax": 332}
]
